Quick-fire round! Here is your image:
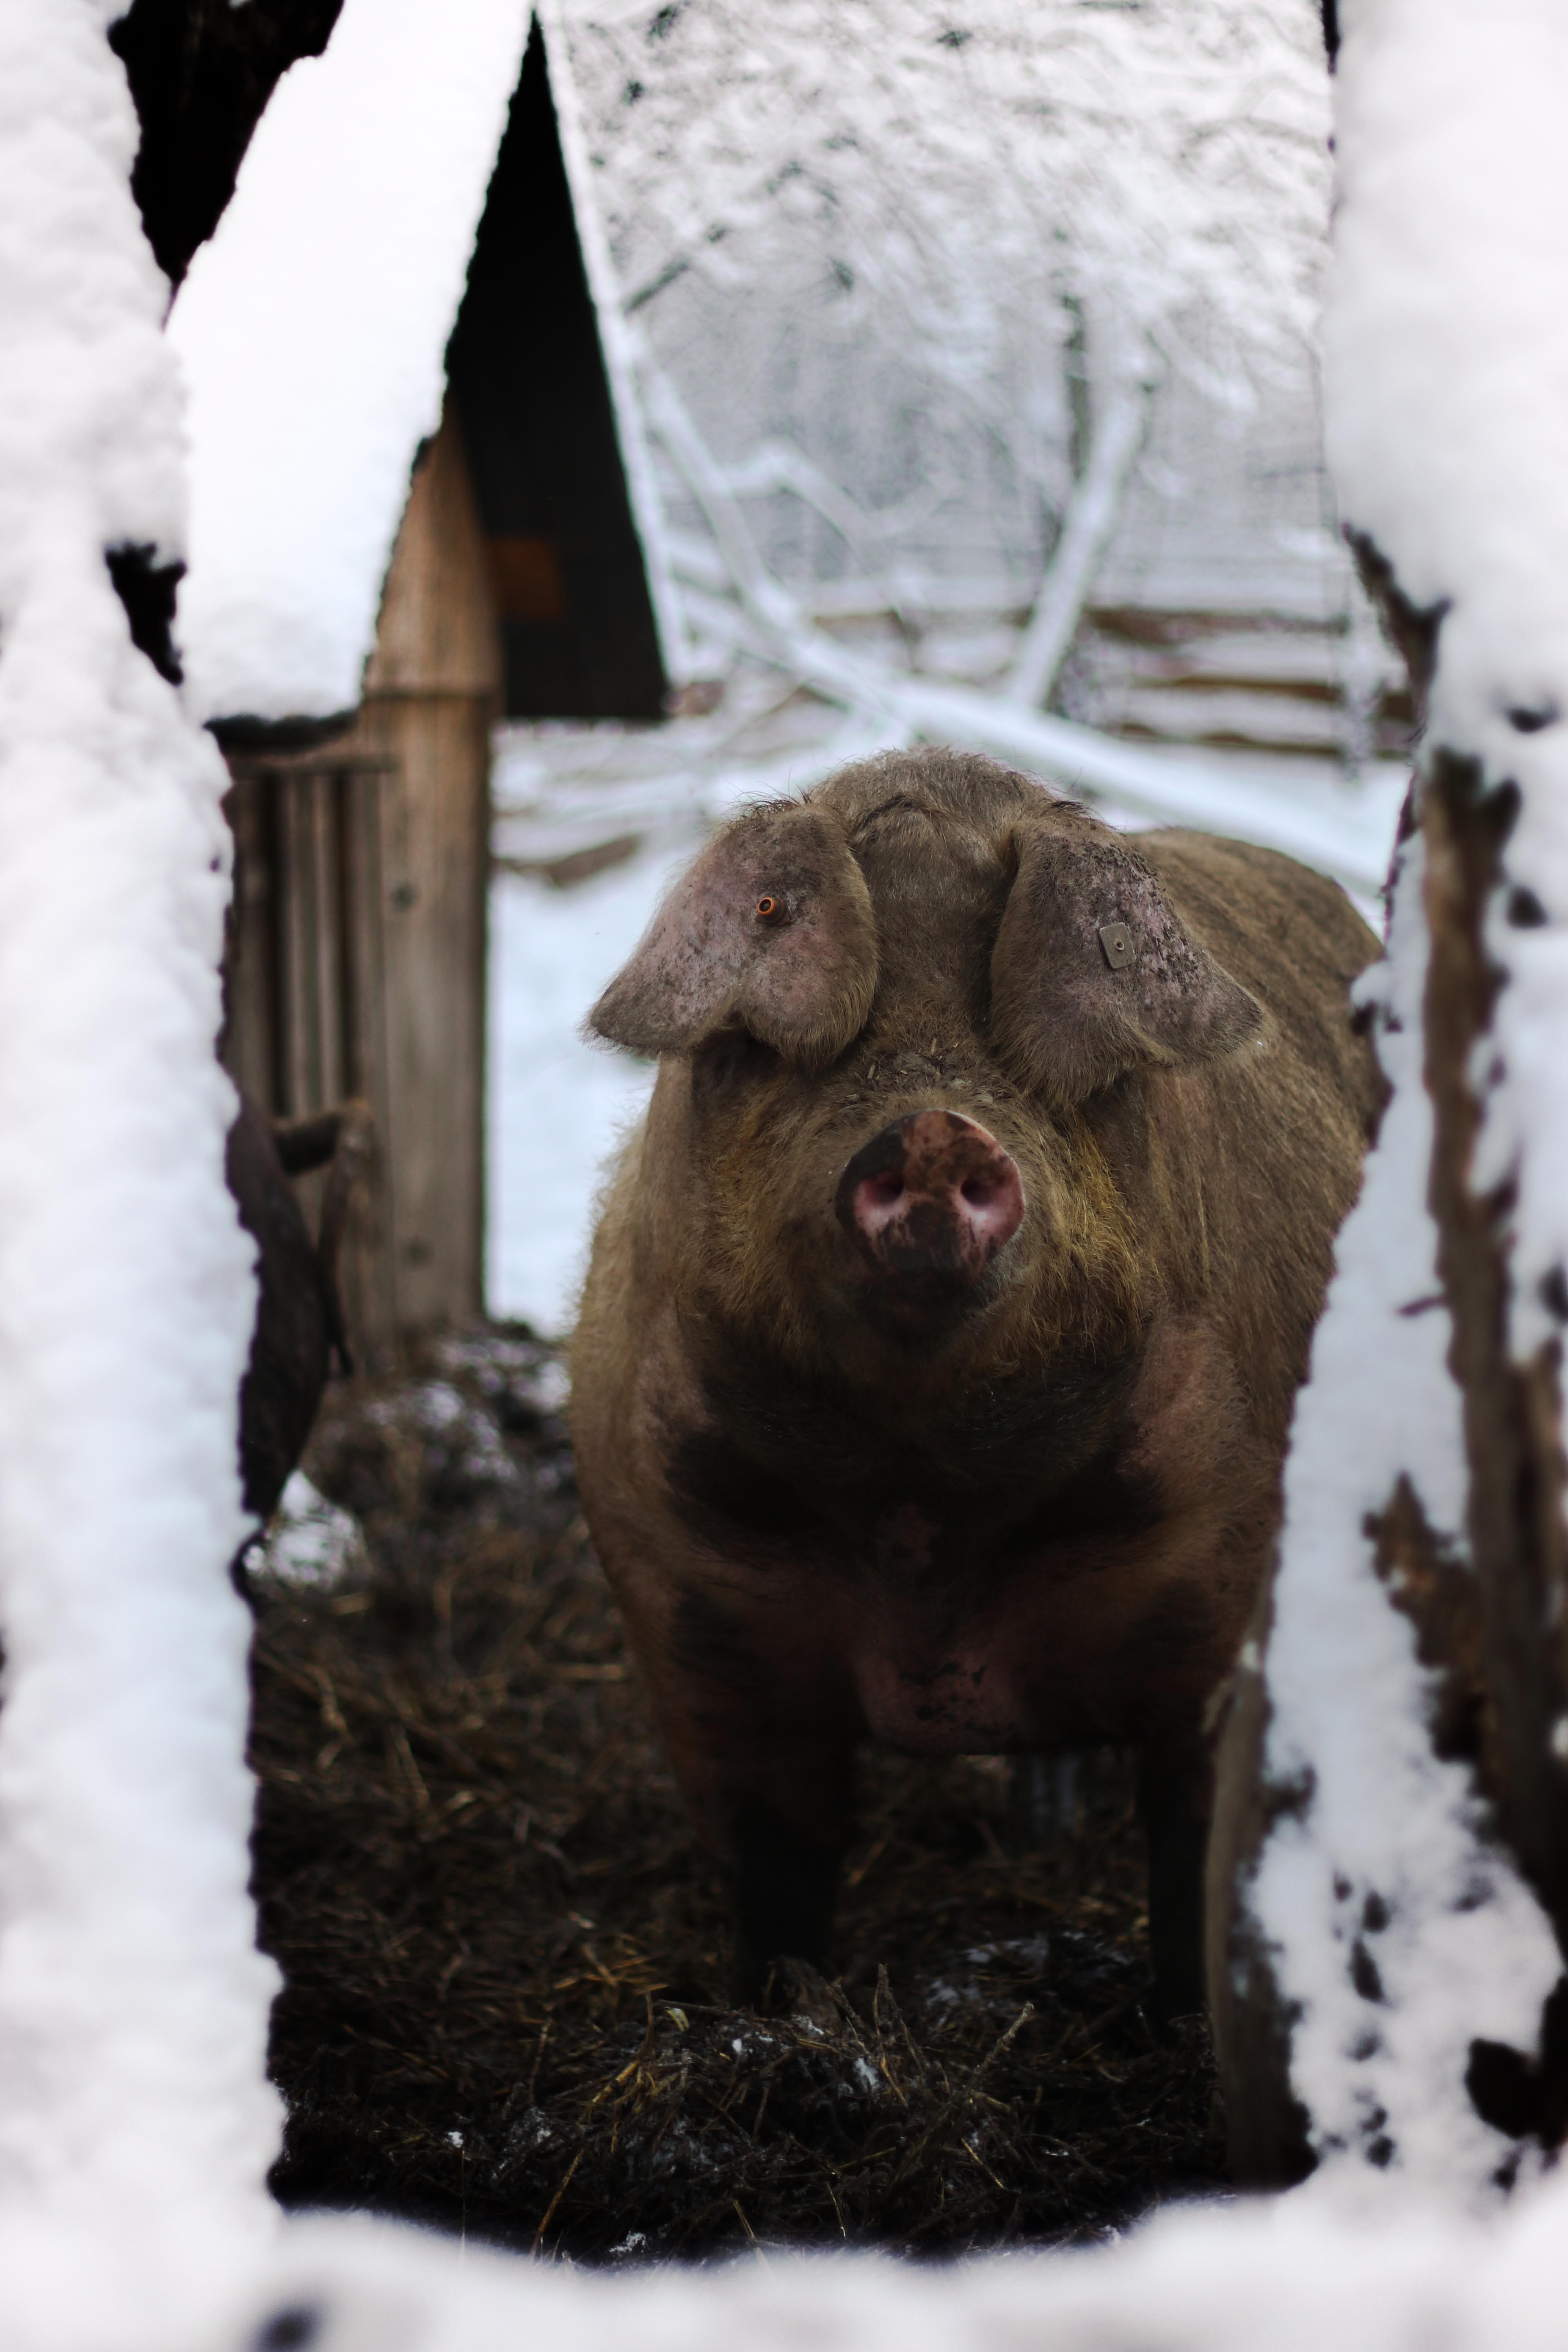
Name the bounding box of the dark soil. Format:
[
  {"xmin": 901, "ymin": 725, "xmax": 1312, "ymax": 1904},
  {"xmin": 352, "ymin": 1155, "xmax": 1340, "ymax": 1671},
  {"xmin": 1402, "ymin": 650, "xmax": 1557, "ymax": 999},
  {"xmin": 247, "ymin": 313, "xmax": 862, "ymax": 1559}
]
[{"xmin": 247, "ymin": 1323, "xmax": 1227, "ymax": 2261}]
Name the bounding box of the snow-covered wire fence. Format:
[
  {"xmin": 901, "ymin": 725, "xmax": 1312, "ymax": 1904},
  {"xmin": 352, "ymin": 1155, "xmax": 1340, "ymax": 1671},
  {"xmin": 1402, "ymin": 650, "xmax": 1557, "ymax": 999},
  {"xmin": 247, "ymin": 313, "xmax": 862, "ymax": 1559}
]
[{"xmin": 557, "ymin": 0, "xmax": 1333, "ymax": 689}]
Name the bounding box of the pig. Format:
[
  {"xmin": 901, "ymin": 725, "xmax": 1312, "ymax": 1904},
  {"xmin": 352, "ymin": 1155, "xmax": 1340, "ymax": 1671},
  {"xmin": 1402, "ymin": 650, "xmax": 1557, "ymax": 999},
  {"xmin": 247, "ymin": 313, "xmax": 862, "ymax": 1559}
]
[{"xmin": 570, "ymin": 750, "xmax": 1381, "ymax": 2020}]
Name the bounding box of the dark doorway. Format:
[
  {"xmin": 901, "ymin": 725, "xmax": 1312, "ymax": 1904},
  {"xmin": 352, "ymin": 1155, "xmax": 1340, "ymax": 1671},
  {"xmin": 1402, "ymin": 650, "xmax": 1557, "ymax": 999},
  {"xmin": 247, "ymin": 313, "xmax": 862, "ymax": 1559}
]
[{"xmin": 446, "ymin": 22, "xmax": 668, "ymax": 721}]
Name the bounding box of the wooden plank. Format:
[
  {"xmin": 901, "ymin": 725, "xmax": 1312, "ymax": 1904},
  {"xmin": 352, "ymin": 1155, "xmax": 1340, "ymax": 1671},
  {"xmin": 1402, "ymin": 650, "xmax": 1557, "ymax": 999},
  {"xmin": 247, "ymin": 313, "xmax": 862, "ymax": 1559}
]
[
  {"xmin": 338, "ymin": 760, "xmax": 398, "ymax": 1354},
  {"xmin": 309, "ymin": 770, "xmax": 346, "ymax": 1108},
  {"xmin": 358, "ymin": 400, "xmax": 497, "ymax": 1337},
  {"xmin": 276, "ymin": 771, "xmax": 314, "ymax": 1118},
  {"xmin": 219, "ymin": 773, "xmax": 278, "ymax": 1112},
  {"xmin": 358, "ymin": 691, "xmax": 489, "ymax": 1332},
  {"xmin": 365, "ymin": 407, "xmax": 503, "ymax": 701}
]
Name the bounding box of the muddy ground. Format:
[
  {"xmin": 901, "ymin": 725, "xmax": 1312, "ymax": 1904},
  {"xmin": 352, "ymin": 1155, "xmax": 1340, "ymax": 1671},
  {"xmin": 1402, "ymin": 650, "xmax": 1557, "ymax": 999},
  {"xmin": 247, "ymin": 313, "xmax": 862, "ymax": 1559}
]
[{"xmin": 246, "ymin": 1324, "xmax": 1226, "ymax": 2261}]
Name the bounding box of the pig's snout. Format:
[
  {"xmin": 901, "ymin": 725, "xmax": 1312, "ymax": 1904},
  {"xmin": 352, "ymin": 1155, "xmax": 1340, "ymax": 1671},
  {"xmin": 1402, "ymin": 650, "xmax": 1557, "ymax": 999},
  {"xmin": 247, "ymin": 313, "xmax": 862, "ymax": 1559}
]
[{"xmin": 836, "ymin": 1111, "xmax": 1025, "ymax": 1283}]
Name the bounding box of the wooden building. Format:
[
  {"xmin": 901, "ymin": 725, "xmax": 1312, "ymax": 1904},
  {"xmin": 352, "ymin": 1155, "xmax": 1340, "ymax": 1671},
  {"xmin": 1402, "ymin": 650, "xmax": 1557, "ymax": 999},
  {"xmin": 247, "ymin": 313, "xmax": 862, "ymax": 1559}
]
[
  {"xmin": 205, "ymin": 22, "xmax": 668, "ymax": 1359},
  {"xmin": 221, "ymin": 416, "xmax": 498, "ymax": 1350}
]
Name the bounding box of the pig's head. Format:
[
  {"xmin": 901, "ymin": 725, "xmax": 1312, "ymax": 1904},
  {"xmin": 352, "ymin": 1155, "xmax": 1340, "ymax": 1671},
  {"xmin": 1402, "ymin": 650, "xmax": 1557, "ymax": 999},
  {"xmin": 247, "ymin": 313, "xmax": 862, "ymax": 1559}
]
[{"xmin": 588, "ymin": 752, "xmax": 1262, "ymax": 1376}]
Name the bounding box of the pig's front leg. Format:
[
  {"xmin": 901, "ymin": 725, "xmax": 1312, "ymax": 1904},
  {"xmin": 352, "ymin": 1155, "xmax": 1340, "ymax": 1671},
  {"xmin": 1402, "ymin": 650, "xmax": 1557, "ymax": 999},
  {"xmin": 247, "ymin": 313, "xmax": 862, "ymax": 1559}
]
[
  {"xmin": 1137, "ymin": 1728, "xmax": 1214, "ymax": 2026},
  {"xmin": 667, "ymin": 1713, "xmax": 857, "ymax": 2004},
  {"xmin": 728, "ymin": 1756, "xmax": 856, "ymax": 2002}
]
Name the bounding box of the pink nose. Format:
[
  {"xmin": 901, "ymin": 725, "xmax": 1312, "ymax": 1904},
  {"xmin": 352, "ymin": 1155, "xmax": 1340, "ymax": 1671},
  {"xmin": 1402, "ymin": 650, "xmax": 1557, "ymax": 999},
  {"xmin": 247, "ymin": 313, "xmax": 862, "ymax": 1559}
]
[{"xmin": 836, "ymin": 1111, "xmax": 1025, "ymax": 1281}]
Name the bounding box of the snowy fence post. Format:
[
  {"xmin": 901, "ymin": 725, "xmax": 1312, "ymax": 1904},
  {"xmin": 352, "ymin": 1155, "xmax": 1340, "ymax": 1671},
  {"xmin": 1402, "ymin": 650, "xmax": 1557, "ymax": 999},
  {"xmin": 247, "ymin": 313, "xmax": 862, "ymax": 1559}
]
[
  {"xmin": 0, "ymin": 0, "xmax": 280, "ymax": 2300},
  {"xmin": 1214, "ymin": 0, "xmax": 1568, "ymax": 2194}
]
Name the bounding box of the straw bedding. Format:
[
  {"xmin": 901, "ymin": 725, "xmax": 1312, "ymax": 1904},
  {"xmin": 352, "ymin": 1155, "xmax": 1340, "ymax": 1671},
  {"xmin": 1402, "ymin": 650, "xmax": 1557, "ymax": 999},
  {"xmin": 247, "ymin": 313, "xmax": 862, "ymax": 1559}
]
[{"xmin": 248, "ymin": 1325, "xmax": 1226, "ymax": 2259}]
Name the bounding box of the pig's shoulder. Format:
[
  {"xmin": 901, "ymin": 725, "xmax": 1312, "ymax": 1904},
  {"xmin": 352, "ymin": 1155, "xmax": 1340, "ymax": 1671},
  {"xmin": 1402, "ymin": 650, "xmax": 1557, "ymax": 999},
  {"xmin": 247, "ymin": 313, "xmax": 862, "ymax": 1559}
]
[
  {"xmin": 1133, "ymin": 829, "xmax": 1379, "ymax": 988},
  {"xmin": 1133, "ymin": 828, "xmax": 1383, "ymax": 1121}
]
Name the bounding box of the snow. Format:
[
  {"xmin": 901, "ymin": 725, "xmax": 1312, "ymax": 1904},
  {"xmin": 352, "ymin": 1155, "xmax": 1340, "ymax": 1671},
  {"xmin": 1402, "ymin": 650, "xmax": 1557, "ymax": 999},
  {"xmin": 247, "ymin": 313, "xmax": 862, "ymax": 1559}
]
[
  {"xmin": 169, "ymin": 0, "xmax": 532, "ymax": 725},
  {"xmin": 1319, "ymin": 0, "xmax": 1568, "ymax": 1364},
  {"xmin": 226, "ymin": 2184, "xmax": 1568, "ymax": 2350},
  {"xmin": 0, "ymin": 0, "xmax": 278, "ymax": 2280},
  {"xmin": 1250, "ymin": 831, "xmax": 1559, "ymax": 2194},
  {"xmin": 1236, "ymin": 0, "xmax": 1568, "ymax": 2200},
  {"xmin": 251, "ymin": 1472, "xmax": 367, "ymax": 1594},
  {"xmin": 489, "ymin": 847, "xmax": 682, "ymax": 1333},
  {"xmin": 10, "ymin": 0, "xmax": 1561, "ymax": 2328},
  {"xmin": 13, "ymin": 2171, "xmax": 1568, "ymax": 2351}
]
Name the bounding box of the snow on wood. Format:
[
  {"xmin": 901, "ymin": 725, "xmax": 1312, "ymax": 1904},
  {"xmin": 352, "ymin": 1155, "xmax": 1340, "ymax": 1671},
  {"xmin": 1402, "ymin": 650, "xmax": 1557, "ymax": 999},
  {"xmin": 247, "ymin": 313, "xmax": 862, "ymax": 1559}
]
[
  {"xmin": 1322, "ymin": 0, "xmax": 1568, "ymax": 1365},
  {"xmin": 1230, "ymin": 0, "xmax": 1568, "ymax": 2197},
  {"xmin": 0, "ymin": 0, "xmax": 278, "ymax": 2292},
  {"xmin": 1245, "ymin": 831, "xmax": 1559, "ymax": 2191},
  {"xmin": 169, "ymin": 0, "xmax": 531, "ymax": 726}
]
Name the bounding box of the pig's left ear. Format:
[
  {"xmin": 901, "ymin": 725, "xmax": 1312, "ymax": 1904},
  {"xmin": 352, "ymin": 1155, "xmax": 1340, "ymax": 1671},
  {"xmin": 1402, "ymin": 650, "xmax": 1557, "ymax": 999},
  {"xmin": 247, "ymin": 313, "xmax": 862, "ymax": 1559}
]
[
  {"xmin": 990, "ymin": 818, "xmax": 1263, "ymax": 1108},
  {"xmin": 588, "ymin": 802, "xmax": 877, "ymax": 1069}
]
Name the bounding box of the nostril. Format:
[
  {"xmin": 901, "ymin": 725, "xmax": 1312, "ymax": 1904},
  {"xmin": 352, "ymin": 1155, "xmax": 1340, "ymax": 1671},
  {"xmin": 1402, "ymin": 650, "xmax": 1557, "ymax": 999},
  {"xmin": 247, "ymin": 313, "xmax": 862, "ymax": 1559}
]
[
  {"xmin": 955, "ymin": 1155, "xmax": 1024, "ymax": 1247},
  {"xmin": 853, "ymin": 1169, "xmax": 908, "ymax": 1233}
]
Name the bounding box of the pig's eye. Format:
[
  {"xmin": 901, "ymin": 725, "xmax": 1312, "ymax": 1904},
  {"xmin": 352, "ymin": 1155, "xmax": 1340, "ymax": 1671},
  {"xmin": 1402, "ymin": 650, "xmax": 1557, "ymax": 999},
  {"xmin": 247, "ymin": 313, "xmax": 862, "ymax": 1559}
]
[{"xmin": 755, "ymin": 895, "xmax": 781, "ymax": 922}]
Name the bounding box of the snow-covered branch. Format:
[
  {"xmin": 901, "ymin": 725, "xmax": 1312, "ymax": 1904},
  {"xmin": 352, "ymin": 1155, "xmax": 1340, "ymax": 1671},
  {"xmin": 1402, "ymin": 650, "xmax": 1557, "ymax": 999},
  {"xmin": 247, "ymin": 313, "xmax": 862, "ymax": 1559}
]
[
  {"xmin": 646, "ymin": 374, "xmax": 1391, "ymax": 896},
  {"xmin": 1004, "ymin": 360, "xmax": 1157, "ymax": 711},
  {"xmin": 568, "ymin": 0, "xmax": 1329, "ymax": 390}
]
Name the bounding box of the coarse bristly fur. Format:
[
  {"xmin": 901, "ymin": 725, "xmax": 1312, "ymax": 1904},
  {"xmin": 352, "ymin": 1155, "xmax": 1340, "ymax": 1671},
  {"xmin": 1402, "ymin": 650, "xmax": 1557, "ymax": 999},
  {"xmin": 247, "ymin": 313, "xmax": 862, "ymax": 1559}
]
[{"xmin": 573, "ymin": 748, "xmax": 1382, "ymax": 2020}]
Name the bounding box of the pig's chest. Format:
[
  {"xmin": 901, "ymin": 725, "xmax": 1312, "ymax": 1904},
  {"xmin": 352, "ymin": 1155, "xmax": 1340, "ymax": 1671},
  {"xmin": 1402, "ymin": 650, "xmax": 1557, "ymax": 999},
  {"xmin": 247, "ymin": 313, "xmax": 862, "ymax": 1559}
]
[
  {"xmin": 668, "ymin": 1424, "xmax": 1177, "ymax": 1748},
  {"xmin": 833, "ymin": 1497, "xmax": 1170, "ymax": 1751},
  {"xmin": 659, "ymin": 1321, "xmax": 1261, "ymax": 1751}
]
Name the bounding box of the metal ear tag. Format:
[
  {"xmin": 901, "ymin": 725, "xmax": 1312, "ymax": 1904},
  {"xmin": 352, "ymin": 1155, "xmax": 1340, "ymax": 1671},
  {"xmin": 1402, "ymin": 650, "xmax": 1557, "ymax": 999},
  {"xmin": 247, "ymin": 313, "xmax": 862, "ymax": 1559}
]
[{"xmin": 1098, "ymin": 921, "xmax": 1135, "ymax": 970}]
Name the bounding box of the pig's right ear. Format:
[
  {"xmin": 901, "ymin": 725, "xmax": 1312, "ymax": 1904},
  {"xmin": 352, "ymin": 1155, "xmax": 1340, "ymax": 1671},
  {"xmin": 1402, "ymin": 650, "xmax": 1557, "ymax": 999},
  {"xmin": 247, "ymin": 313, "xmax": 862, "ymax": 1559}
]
[
  {"xmin": 990, "ymin": 816, "xmax": 1263, "ymax": 1108},
  {"xmin": 587, "ymin": 803, "xmax": 877, "ymax": 1069}
]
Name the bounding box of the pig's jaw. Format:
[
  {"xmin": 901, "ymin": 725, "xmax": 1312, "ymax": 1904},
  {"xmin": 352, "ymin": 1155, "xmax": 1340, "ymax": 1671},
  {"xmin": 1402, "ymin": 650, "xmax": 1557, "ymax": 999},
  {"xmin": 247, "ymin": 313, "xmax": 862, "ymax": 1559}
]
[{"xmin": 842, "ymin": 1260, "xmax": 1011, "ymax": 1347}]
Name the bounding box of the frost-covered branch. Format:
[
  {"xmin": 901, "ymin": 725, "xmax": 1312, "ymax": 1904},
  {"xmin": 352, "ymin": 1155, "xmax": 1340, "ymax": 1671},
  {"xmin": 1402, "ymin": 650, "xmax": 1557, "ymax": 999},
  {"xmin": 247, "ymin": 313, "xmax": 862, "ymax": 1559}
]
[
  {"xmin": 1004, "ymin": 361, "xmax": 1156, "ymax": 711},
  {"xmin": 646, "ymin": 374, "xmax": 1390, "ymax": 895},
  {"xmin": 556, "ymin": 1, "xmax": 1330, "ymax": 652},
  {"xmin": 715, "ymin": 443, "xmax": 947, "ymax": 554},
  {"xmin": 711, "ymin": 440, "xmax": 946, "ymax": 626},
  {"xmin": 569, "ymin": 0, "xmax": 1328, "ymax": 394}
]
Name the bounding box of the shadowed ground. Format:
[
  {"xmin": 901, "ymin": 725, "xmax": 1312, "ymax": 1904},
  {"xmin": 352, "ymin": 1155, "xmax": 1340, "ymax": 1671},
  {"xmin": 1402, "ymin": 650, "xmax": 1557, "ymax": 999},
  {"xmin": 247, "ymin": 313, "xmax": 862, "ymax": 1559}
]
[{"xmin": 249, "ymin": 1324, "xmax": 1226, "ymax": 2258}]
